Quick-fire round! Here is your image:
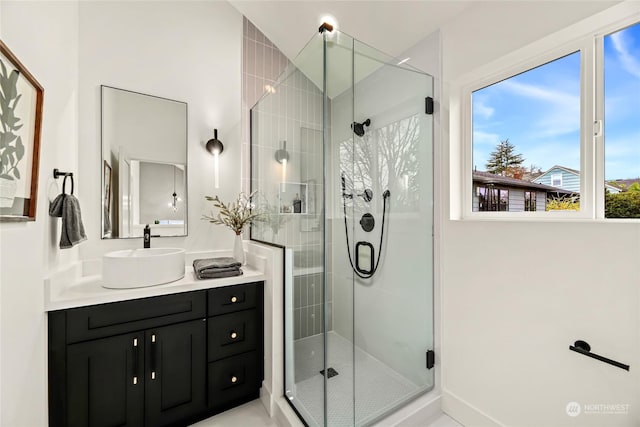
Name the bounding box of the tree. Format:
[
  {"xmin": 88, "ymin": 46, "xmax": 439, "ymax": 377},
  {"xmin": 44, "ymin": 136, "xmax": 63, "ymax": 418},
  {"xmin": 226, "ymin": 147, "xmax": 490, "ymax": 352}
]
[
  {"xmin": 485, "ymin": 139, "xmax": 524, "ymax": 176},
  {"xmin": 627, "ymin": 182, "xmax": 640, "ymax": 192}
]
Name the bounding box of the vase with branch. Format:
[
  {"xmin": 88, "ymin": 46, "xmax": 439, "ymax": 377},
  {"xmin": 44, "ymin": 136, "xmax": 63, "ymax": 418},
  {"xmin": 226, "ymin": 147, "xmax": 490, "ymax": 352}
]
[{"xmin": 202, "ymin": 191, "xmax": 263, "ymax": 264}]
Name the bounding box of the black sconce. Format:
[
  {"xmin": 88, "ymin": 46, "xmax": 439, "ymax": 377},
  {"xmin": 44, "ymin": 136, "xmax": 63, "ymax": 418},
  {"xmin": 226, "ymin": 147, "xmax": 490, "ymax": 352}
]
[
  {"xmin": 275, "ymin": 140, "xmax": 289, "ymax": 164},
  {"xmin": 206, "ymin": 129, "xmax": 224, "ymax": 155},
  {"xmin": 275, "ymin": 141, "xmax": 289, "ymax": 185}
]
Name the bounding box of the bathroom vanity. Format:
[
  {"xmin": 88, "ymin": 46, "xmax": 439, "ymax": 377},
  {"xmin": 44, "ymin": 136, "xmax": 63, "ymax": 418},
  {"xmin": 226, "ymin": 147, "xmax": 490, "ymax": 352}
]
[{"xmin": 47, "ymin": 277, "xmax": 264, "ymax": 427}]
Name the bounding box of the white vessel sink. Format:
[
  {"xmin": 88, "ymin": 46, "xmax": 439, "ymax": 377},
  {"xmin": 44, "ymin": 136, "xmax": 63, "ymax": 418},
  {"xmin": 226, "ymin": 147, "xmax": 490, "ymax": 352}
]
[{"xmin": 102, "ymin": 248, "xmax": 186, "ymax": 289}]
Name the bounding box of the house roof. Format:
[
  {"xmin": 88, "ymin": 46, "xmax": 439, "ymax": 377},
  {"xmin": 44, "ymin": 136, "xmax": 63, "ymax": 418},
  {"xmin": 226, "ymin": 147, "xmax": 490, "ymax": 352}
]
[
  {"xmin": 535, "ymin": 165, "xmax": 580, "ymax": 180},
  {"xmin": 473, "ymin": 171, "xmax": 573, "ymax": 194},
  {"xmin": 536, "ymin": 165, "xmax": 634, "ymax": 192},
  {"xmin": 607, "ymin": 178, "xmax": 640, "ymax": 191}
]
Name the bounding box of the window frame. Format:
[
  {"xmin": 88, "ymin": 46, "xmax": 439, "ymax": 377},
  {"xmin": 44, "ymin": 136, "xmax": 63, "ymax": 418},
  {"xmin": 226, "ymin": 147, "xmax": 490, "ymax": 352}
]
[
  {"xmin": 551, "ymin": 174, "xmax": 563, "ymax": 188},
  {"xmin": 458, "ymin": 8, "xmax": 640, "ymax": 222},
  {"xmin": 594, "ymin": 18, "xmax": 640, "ymax": 220},
  {"xmin": 524, "ymin": 191, "xmax": 537, "ymax": 212},
  {"xmin": 477, "ymin": 186, "xmax": 509, "ymax": 211}
]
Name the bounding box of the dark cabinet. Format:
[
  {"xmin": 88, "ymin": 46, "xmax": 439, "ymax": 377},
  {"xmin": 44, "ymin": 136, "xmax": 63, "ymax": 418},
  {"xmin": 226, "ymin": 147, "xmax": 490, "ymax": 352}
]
[
  {"xmin": 145, "ymin": 320, "xmax": 206, "ymax": 427},
  {"xmin": 49, "ymin": 283, "xmax": 263, "ymax": 427},
  {"xmin": 206, "ymin": 283, "xmax": 263, "ymax": 412},
  {"xmin": 66, "ymin": 332, "xmax": 144, "ymax": 427}
]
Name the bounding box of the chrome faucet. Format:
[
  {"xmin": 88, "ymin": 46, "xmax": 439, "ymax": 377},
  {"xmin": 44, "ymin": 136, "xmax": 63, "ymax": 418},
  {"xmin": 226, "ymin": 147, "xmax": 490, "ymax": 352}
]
[{"xmin": 143, "ymin": 224, "xmax": 151, "ymax": 248}]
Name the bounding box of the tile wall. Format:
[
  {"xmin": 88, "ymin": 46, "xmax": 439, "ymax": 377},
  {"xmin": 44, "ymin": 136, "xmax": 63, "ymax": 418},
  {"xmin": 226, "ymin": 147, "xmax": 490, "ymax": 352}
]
[{"xmin": 242, "ymin": 18, "xmax": 330, "ymax": 340}]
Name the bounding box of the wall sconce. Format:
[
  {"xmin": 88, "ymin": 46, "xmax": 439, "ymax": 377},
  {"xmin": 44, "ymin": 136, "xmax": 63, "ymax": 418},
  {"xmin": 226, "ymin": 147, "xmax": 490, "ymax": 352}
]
[
  {"xmin": 275, "ymin": 141, "xmax": 289, "ymax": 185},
  {"xmin": 206, "ymin": 129, "xmax": 224, "ymax": 189}
]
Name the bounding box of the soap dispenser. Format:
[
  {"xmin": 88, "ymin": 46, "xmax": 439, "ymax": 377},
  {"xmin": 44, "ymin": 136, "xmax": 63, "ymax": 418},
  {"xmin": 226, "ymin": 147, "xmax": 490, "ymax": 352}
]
[
  {"xmin": 144, "ymin": 224, "xmax": 151, "ymax": 248},
  {"xmin": 293, "ymin": 193, "xmax": 302, "ymax": 213}
]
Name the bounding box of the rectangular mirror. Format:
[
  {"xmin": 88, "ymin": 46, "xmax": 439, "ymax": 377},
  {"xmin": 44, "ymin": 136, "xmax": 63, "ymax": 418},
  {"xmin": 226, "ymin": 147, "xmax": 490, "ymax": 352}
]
[{"xmin": 101, "ymin": 86, "xmax": 187, "ymax": 238}]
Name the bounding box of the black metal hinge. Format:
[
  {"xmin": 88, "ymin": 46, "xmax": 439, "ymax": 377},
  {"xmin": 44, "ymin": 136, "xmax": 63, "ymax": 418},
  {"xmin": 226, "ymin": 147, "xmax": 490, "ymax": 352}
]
[
  {"xmin": 426, "ymin": 350, "xmax": 435, "ymax": 369},
  {"xmin": 425, "ymin": 97, "xmax": 434, "ymax": 115}
]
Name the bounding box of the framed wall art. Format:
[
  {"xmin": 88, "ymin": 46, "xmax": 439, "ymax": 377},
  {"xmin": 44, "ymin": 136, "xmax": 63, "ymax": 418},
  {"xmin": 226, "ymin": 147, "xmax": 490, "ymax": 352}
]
[{"xmin": 0, "ymin": 40, "xmax": 44, "ymax": 221}]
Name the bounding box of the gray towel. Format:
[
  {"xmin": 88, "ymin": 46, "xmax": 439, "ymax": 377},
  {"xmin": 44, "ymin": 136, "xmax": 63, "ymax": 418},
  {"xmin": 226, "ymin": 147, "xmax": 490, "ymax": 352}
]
[
  {"xmin": 49, "ymin": 194, "xmax": 87, "ymax": 249},
  {"xmin": 194, "ymin": 268, "xmax": 243, "ymax": 280},
  {"xmin": 193, "ymin": 257, "xmax": 241, "ymax": 274}
]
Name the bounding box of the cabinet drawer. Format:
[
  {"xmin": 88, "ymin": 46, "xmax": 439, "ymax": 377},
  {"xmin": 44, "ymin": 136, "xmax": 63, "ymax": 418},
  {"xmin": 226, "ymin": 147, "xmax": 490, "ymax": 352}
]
[
  {"xmin": 208, "ymin": 351, "xmax": 260, "ymax": 408},
  {"xmin": 208, "ymin": 283, "xmax": 259, "ymax": 316},
  {"xmin": 208, "ymin": 310, "xmax": 258, "ymax": 362},
  {"xmin": 66, "ymin": 291, "xmax": 206, "ymax": 344}
]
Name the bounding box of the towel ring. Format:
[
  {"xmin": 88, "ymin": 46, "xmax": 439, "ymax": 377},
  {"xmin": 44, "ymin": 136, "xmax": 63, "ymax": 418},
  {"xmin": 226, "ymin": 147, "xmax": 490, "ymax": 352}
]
[{"xmin": 62, "ymin": 175, "xmax": 74, "ymax": 195}]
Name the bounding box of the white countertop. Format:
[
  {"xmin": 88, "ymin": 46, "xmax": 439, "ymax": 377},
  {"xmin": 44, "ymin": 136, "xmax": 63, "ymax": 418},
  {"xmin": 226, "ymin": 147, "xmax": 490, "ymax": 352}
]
[{"xmin": 45, "ymin": 255, "xmax": 267, "ymax": 311}]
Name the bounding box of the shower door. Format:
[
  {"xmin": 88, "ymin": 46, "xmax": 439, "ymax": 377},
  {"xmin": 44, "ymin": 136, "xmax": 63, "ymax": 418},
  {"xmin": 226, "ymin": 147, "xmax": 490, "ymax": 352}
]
[
  {"xmin": 249, "ymin": 27, "xmax": 433, "ymax": 427},
  {"xmin": 325, "ymin": 33, "xmax": 434, "ymax": 426}
]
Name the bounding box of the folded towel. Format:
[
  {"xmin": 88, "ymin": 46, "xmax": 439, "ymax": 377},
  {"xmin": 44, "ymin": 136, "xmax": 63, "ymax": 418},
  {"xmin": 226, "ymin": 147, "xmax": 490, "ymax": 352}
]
[
  {"xmin": 49, "ymin": 194, "xmax": 87, "ymax": 249},
  {"xmin": 193, "ymin": 257, "xmax": 242, "ymax": 273},
  {"xmin": 194, "ymin": 268, "xmax": 243, "ymax": 280},
  {"xmin": 196, "ymin": 265, "xmax": 240, "ymax": 275}
]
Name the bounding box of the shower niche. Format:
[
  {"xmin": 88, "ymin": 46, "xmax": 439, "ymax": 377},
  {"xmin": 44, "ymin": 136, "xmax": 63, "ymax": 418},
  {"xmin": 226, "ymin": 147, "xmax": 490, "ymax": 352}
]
[
  {"xmin": 277, "ymin": 182, "xmax": 308, "ymax": 214},
  {"xmin": 250, "ymin": 27, "xmax": 434, "ymax": 427}
]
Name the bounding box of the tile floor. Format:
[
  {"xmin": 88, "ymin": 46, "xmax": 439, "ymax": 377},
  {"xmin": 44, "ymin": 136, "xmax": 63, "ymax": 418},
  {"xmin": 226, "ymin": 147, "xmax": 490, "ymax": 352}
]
[
  {"xmin": 191, "ymin": 399, "xmax": 463, "ymax": 427},
  {"xmin": 190, "ymin": 400, "xmax": 278, "ymax": 427},
  {"xmin": 292, "ymin": 332, "xmax": 425, "ymax": 426}
]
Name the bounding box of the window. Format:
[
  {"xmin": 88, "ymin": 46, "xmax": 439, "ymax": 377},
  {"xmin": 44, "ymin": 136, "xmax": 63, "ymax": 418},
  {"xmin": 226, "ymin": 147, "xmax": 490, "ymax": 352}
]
[
  {"xmin": 524, "ymin": 191, "xmax": 537, "ymax": 211},
  {"xmin": 551, "ymin": 174, "xmax": 563, "ymax": 187},
  {"xmin": 477, "ymin": 186, "xmax": 508, "ymax": 211},
  {"xmin": 464, "ymin": 15, "xmax": 640, "ymax": 220},
  {"xmin": 471, "ymin": 52, "xmax": 580, "ymax": 213},
  {"xmin": 603, "ymin": 21, "xmax": 640, "ymax": 219}
]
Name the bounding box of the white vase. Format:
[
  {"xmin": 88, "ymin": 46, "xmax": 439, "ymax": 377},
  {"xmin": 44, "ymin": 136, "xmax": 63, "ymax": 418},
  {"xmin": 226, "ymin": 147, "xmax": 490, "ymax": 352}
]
[
  {"xmin": 233, "ymin": 233, "xmax": 246, "ymax": 265},
  {"xmin": 0, "ymin": 178, "xmax": 17, "ymax": 208}
]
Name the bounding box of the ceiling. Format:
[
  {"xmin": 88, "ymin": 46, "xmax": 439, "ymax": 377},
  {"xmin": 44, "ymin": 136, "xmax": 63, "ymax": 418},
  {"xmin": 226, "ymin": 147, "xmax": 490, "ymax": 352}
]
[
  {"xmin": 232, "ymin": 1, "xmax": 621, "ymax": 99},
  {"xmin": 229, "ymin": 0, "xmax": 476, "ymax": 60}
]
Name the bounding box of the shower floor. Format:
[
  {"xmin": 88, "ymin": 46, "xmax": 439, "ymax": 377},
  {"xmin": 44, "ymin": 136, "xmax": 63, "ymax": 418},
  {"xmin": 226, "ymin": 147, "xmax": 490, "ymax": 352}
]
[{"xmin": 291, "ymin": 332, "xmax": 424, "ymax": 427}]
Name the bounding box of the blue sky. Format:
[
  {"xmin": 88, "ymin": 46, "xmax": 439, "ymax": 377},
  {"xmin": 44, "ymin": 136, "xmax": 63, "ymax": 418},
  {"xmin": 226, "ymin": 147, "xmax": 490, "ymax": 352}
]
[{"xmin": 473, "ymin": 22, "xmax": 640, "ymax": 180}]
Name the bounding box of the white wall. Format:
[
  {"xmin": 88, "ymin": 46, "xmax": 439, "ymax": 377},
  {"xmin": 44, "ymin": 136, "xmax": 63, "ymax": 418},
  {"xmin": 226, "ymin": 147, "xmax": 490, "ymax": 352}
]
[
  {"xmin": 439, "ymin": 2, "xmax": 640, "ymax": 426},
  {"xmin": 78, "ymin": 1, "xmax": 243, "ymax": 260},
  {"xmin": 0, "ymin": 2, "xmax": 79, "ymax": 425},
  {"xmin": 138, "ymin": 162, "xmax": 185, "ymax": 225},
  {"xmin": 0, "ymin": 2, "xmax": 244, "ymax": 425}
]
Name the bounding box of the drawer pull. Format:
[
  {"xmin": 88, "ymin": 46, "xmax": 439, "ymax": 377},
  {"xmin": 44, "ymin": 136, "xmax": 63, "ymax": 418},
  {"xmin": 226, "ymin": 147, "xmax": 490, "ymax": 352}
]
[
  {"xmin": 231, "ymin": 376, "xmax": 238, "ymax": 383},
  {"xmin": 230, "ymin": 331, "xmax": 238, "ymax": 339},
  {"xmin": 230, "ymin": 296, "xmax": 238, "ymax": 303}
]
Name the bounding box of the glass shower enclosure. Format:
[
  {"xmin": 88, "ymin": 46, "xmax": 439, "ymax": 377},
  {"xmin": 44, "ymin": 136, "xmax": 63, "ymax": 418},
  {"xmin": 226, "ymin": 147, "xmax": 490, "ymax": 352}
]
[{"xmin": 251, "ymin": 28, "xmax": 434, "ymax": 426}]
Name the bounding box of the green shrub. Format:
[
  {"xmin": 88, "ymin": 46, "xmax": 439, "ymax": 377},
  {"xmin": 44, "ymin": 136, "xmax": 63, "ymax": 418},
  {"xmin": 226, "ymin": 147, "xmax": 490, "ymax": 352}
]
[
  {"xmin": 546, "ymin": 195, "xmax": 580, "ymax": 211},
  {"xmin": 605, "ymin": 191, "xmax": 640, "ymax": 218}
]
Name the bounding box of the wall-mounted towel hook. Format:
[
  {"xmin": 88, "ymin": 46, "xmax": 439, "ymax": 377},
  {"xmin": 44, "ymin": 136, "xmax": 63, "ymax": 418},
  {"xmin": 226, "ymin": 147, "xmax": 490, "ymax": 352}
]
[
  {"xmin": 53, "ymin": 168, "xmax": 73, "ymax": 179},
  {"xmin": 52, "ymin": 169, "xmax": 74, "ymax": 194}
]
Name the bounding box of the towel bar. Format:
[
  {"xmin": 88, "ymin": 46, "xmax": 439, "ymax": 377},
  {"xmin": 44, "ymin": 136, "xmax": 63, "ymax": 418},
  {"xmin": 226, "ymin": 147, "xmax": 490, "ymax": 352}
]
[{"xmin": 569, "ymin": 340, "xmax": 630, "ymax": 371}]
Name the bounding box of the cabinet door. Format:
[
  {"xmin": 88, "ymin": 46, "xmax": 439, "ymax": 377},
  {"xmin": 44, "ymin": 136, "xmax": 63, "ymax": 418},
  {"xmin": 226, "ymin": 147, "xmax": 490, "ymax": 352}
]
[
  {"xmin": 66, "ymin": 332, "xmax": 144, "ymax": 427},
  {"xmin": 145, "ymin": 319, "xmax": 207, "ymax": 427}
]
